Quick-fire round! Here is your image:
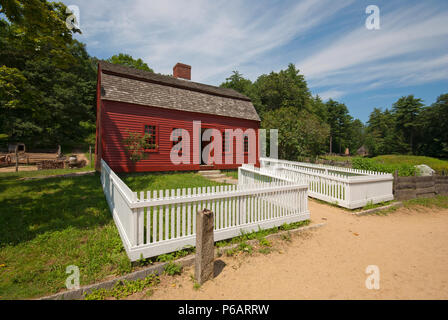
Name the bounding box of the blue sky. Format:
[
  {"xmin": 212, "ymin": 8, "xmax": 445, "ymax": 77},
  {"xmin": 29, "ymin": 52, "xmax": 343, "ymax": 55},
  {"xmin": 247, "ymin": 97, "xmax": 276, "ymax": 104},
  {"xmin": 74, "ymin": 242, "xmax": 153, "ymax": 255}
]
[{"xmin": 64, "ymin": 0, "xmax": 448, "ymax": 122}]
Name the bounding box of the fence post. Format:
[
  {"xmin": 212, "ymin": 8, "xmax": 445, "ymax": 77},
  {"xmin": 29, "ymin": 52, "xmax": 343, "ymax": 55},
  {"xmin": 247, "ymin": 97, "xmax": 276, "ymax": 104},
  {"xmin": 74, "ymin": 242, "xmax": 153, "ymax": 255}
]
[
  {"xmin": 89, "ymin": 145, "xmax": 92, "ymax": 168},
  {"xmin": 432, "ymin": 172, "xmax": 437, "ymax": 195},
  {"xmin": 131, "ymin": 192, "xmax": 138, "ymax": 247},
  {"xmin": 238, "ymin": 166, "xmax": 241, "ymax": 185},
  {"xmin": 393, "ymin": 170, "xmax": 398, "ymax": 195},
  {"xmin": 195, "ymin": 208, "xmax": 214, "ymax": 285}
]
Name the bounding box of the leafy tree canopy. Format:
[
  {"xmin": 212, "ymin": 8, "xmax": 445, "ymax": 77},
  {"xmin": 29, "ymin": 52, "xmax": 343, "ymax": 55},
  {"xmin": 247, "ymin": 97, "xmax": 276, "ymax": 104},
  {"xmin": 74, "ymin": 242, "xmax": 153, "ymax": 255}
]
[
  {"xmin": 106, "ymin": 53, "xmax": 153, "ymax": 72},
  {"xmin": 220, "ymin": 65, "xmax": 362, "ymax": 158},
  {"xmin": 391, "ymin": 95, "xmax": 424, "ymax": 154},
  {"xmin": 0, "ymin": 0, "xmax": 96, "ymax": 147},
  {"xmin": 253, "ymin": 63, "xmax": 312, "ymax": 115},
  {"xmin": 325, "ymin": 99, "xmax": 353, "ymax": 154},
  {"xmin": 220, "ymin": 71, "xmax": 252, "ymax": 94},
  {"xmin": 262, "ymin": 107, "xmax": 329, "ymax": 160},
  {"xmin": 364, "ymin": 94, "xmax": 447, "ymax": 157}
]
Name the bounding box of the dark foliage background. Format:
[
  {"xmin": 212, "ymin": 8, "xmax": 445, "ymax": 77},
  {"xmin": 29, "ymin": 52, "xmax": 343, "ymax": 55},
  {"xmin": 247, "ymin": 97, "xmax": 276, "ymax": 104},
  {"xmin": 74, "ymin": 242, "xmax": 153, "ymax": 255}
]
[{"xmin": 1, "ymin": 1, "xmax": 446, "ymax": 159}]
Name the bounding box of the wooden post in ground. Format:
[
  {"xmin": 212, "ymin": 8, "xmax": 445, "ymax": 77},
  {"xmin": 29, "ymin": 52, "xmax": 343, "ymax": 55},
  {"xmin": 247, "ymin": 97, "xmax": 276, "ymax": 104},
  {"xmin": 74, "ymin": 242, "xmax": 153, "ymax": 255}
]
[
  {"xmin": 195, "ymin": 208, "xmax": 214, "ymax": 285},
  {"xmin": 89, "ymin": 145, "xmax": 92, "ymax": 168},
  {"xmin": 393, "ymin": 170, "xmax": 398, "ymax": 196},
  {"xmin": 15, "ymin": 146, "xmax": 18, "ymax": 172},
  {"xmin": 433, "ymin": 172, "xmax": 437, "ymax": 195}
]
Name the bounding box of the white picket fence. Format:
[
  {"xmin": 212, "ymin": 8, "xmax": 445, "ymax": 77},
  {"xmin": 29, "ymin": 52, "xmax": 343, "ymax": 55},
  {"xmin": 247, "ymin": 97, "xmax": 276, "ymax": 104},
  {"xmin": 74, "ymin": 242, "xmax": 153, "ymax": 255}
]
[
  {"xmin": 260, "ymin": 157, "xmax": 390, "ymax": 177},
  {"xmin": 258, "ymin": 157, "xmax": 394, "ymax": 209},
  {"xmin": 101, "ymin": 159, "xmax": 309, "ymax": 261}
]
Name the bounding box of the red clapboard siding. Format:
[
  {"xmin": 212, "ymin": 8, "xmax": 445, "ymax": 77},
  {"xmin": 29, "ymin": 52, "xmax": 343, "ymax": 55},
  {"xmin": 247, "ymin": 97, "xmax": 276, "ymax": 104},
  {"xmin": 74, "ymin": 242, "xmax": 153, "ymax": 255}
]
[{"xmin": 100, "ymin": 100, "xmax": 260, "ymax": 172}]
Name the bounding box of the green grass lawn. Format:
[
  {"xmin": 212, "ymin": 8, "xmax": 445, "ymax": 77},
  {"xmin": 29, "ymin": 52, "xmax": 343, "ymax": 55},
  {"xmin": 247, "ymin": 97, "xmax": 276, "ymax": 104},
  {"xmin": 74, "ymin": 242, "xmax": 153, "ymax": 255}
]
[
  {"xmin": 120, "ymin": 171, "xmax": 225, "ymax": 192},
  {"xmin": 372, "ymin": 155, "xmax": 448, "ymax": 173},
  {"xmin": 403, "ymin": 195, "xmax": 448, "ymax": 209},
  {"xmin": 319, "ymin": 154, "xmax": 448, "ymax": 176},
  {"xmin": 373, "ymin": 195, "xmax": 448, "ymax": 216},
  {"xmin": 0, "ymin": 168, "xmax": 223, "ymax": 299}
]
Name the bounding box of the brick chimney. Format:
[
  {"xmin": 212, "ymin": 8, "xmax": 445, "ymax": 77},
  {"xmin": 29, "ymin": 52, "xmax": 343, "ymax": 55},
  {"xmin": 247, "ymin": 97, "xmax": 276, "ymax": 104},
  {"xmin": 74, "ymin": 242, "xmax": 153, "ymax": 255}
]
[{"xmin": 173, "ymin": 63, "xmax": 191, "ymax": 80}]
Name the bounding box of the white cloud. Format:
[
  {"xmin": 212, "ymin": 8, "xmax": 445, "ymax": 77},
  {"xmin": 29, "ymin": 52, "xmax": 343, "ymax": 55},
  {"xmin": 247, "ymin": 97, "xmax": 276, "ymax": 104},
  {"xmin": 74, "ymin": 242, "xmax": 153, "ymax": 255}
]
[
  {"xmin": 67, "ymin": 0, "xmax": 448, "ymax": 103},
  {"xmin": 311, "ymin": 55, "xmax": 448, "ymax": 89},
  {"xmin": 300, "ymin": 3, "xmax": 448, "ymax": 98},
  {"xmin": 68, "ymin": 0, "xmax": 354, "ymax": 83},
  {"xmin": 317, "ymin": 90, "xmax": 345, "ymax": 101}
]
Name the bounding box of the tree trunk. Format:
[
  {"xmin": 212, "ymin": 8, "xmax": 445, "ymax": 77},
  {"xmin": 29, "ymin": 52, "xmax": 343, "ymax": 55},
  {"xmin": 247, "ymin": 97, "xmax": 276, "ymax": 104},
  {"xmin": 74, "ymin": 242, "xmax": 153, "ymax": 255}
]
[{"xmin": 329, "ymin": 135, "xmax": 332, "ymax": 154}]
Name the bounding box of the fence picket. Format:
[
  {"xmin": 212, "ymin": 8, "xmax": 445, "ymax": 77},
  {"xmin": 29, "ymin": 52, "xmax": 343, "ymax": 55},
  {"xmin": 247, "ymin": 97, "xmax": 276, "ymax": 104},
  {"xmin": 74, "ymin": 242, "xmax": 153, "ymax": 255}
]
[
  {"xmin": 165, "ymin": 190, "xmax": 170, "ymax": 241},
  {"xmin": 192, "ymin": 187, "xmax": 197, "ymax": 235},
  {"xmin": 158, "ymin": 191, "xmax": 163, "ymax": 242},
  {"xmin": 175, "ymin": 189, "xmax": 180, "ymax": 238},
  {"xmin": 256, "ymin": 158, "xmax": 393, "ymax": 209},
  {"xmin": 139, "ymin": 191, "xmax": 144, "ymax": 245},
  {"xmin": 187, "ymin": 188, "xmax": 191, "ymax": 236},
  {"xmin": 182, "ymin": 188, "xmax": 186, "ymax": 237}
]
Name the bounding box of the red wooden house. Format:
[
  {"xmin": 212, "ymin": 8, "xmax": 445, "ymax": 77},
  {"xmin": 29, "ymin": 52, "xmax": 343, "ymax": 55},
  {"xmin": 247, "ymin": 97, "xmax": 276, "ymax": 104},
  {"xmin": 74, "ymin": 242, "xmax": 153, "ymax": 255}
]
[{"xmin": 95, "ymin": 61, "xmax": 261, "ymax": 172}]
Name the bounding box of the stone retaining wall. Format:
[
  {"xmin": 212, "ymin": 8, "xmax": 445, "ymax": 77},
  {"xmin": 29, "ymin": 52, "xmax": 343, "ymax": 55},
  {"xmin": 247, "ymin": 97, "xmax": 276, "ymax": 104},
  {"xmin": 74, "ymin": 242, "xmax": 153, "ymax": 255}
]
[{"xmin": 393, "ymin": 173, "xmax": 448, "ymax": 200}]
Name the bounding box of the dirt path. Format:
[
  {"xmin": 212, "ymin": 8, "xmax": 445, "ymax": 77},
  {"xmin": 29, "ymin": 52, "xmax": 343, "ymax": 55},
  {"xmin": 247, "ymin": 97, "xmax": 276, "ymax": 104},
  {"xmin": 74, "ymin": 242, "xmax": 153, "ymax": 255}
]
[{"xmin": 132, "ymin": 200, "xmax": 448, "ymax": 300}]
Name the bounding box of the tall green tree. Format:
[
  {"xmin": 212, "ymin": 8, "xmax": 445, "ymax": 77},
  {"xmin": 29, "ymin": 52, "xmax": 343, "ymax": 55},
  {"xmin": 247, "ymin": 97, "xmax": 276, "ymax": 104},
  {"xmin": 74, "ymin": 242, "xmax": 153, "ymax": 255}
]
[
  {"xmin": 262, "ymin": 107, "xmax": 329, "ymax": 160},
  {"xmin": 418, "ymin": 93, "xmax": 448, "ymax": 157},
  {"xmin": 364, "ymin": 108, "xmax": 398, "ymax": 156},
  {"xmin": 309, "ymin": 95, "xmax": 328, "ymax": 123},
  {"xmin": 220, "ymin": 71, "xmax": 252, "ymax": 95},
  {"xmin": 106, "ymin": 53, "xmax": 153, "ymax": 72},
  {"xmin": 219, "ymin": 70, "xmax": 261, "ymax": 113},
  {"xmin": 0, "ymin": 0, "xmax": 96, "ymax": 147},
  {"xmin": 392, "ymin": 95, "xmax": 424, "ymax": 154},
  {"xmin": 253, "ymin": 63, "xmax": 312, "ymax": 115},
  {"xmin": 220, "ymin": 64, "xmax": 313, "ymax": 119},
  {"xmin": 347, "ymin": 119, "xmax": 365, "ymax": 153},
  {"xmin": 325, "ymin": 99, "xmax": 352, "ymax": 154}
]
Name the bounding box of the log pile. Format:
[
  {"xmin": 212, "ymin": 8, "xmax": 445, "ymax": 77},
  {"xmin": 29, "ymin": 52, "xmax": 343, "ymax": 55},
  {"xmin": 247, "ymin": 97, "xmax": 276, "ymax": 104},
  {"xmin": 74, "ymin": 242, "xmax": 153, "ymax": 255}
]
[{"xmin": 37, "ymin": 160, "xmax": 66, "ymax": 170}]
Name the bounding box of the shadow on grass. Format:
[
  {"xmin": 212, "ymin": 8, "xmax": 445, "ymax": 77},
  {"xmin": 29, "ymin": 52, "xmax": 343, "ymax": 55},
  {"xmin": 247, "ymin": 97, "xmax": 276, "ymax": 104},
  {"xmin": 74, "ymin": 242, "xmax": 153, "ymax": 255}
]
[
  {"xmin": 0, "ymin": 170, "xmax": 224, "ymax": 247},
  {"xmin": 0, "ymin": 173, "xmax": 111, "ymax": 247}
]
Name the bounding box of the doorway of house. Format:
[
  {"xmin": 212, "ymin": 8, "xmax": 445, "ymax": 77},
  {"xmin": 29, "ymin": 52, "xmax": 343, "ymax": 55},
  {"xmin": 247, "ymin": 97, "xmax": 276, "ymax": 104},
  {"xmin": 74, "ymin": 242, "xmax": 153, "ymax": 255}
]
[{"xmin": 200, "ymin": 128, "xmax": 214, "ymax": 167}]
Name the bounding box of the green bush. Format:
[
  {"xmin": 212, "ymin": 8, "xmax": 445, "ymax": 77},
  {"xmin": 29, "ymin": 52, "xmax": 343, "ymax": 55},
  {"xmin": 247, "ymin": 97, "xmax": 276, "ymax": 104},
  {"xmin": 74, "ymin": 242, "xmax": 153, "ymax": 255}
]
[
  {"xmin": 237, "ymin": 241, "xmax": 253, "ymax": 254},
  {"xmin": 258, "ymin": 238, "xmax": 271, "ymax": 247},
  {"xmin": 352, "ymin": 157, "xmax": 416, "ymax": 176},
  {"xmin": 163, "ymin": 262, "xmax": 182, "ymax": 276}
]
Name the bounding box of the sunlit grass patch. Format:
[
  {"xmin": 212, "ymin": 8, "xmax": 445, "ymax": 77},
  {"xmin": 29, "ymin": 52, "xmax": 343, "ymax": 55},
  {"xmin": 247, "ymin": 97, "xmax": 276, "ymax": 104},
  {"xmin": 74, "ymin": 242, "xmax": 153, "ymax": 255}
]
[{"xmin": 0, "ymin": 170, "xmax": 224, "ymax": 299}]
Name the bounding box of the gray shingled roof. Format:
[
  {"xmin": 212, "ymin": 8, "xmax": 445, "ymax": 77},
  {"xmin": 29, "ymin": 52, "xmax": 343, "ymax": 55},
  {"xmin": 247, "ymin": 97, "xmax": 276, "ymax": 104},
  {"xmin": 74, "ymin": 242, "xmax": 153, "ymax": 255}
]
[{"xmin": 99, "ymin": 61, "xmax": 260, "ymax": 122}]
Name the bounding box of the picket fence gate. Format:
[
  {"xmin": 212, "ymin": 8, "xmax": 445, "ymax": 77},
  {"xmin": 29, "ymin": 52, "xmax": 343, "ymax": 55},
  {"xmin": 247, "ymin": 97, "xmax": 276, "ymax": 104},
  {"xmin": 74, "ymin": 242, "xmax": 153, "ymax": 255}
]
[
  {"xmin": 258, "ymin": 158, "xmax": 394, "ymax": 209},
  {"xmin": 101, "ymin": 159, "xmax": 309, "ymax": 261}
]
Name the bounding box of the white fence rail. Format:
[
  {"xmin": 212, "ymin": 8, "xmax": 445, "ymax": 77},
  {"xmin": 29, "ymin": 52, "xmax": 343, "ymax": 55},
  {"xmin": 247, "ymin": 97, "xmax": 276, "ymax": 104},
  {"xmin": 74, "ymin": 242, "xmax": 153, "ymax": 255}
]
[
  {"xmin": 258, "ymin": 157, "xmax": 394, "ymax": 209},
  {"xmin": 101, "ymin": 159, "xmax": 309, "ymax": 261},
  {"xmin": 260, "ymin": 157, "xmax": 391, "ymax": 176}
]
